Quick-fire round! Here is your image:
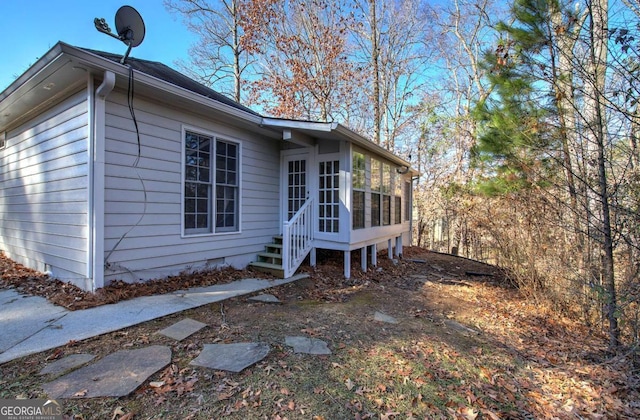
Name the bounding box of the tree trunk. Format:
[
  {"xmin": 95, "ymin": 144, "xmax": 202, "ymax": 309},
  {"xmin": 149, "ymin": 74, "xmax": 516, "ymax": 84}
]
[
  {"xmin": 232, "ymin": 0, "xmax": 241, "ymax": 103},
  {"xmin": 587, "ymin": 0, "xmax": 619, "ymax": 349},
  {"xmin": 369, "ymin": 0, "xmax": 382, "ymax": 146}
]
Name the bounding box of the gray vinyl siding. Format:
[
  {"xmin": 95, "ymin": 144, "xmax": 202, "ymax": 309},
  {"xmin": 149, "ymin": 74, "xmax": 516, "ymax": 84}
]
[
  {"xmin": 0, "ymin": 90, "xmax": 89, "ymax": 284},
  {"xmin": 102, "ymin": 91, "xmax": 279, "ymax": 283}
]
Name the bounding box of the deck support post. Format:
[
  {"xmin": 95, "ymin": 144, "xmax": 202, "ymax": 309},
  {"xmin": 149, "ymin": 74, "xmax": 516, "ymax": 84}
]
[
  {"xmin": 388, "ymin": 239, "xmax": 393, "ymax": 259},
  {"xmin": 344, "ymin": 251, "xmax": 351, "ymax": 278},
  {"xmin": 396, "ymin": 236, "xmax": 403, "ymax": 257},
  {"xmin": 361, "ymin": 247, "xmax": 367, "ymax": 272},
  {"xmin": 371, "ymin": 244, "xmax": 377, "ymax": 266},
  {"xmin": 310, "ymin": 248, "xmax": 316, "ymax": 267}
]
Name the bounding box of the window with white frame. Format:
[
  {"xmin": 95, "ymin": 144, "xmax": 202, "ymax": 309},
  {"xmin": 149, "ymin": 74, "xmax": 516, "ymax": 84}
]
[
  {"xmin": 394, "ymin": 172, "xmax": 402, "ymax": 224},
  {"xmin": 382, "ymin": 163, "xmax": 391, "ymax": 225},
  {"xmin": 404, "ymin": 181, "xmax": 411, "ymax": 221},
  {"xmin": 371, "ymin": 158, "xmax": 381, "ymax": 227},
  {"xmin": 352, "ymin": 152, "xmax": 365, "ymax": 229},
  {"xmin": 184, "ymin": 130, "xmax": 239, "ymax": 235},
  {"xmin": 319, "ymin": 160, "xmax": 340, "ymax": 233}
]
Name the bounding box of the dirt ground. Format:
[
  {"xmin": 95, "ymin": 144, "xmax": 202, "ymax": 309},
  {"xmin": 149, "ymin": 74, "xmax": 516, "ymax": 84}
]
[{"xmin": 1, "ymin": 247, "xmax": 639, "ymax": 419}]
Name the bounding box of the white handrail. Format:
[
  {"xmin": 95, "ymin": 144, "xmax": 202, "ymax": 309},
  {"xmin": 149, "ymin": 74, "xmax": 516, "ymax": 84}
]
[{"xmin": 282, "ymin": 198, "xmax": 314, "ymax": 277}]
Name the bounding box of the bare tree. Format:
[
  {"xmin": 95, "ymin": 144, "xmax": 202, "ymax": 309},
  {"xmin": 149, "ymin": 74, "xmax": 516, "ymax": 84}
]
[
  {"xmin": 410, "ymin": 0, "xmax": 504, "ymax": 255},
  {"xmin": 352, "ymin": 0, "xmax": 430, "ymax": 150},
  {"xmin": 240, "ymin": 0, "xmax": 362, "ymax": 122},
  {"xmin": 583, "ymin": 0, "xmax": 619, "ymax": 347},
  {"xmin": 164, "ymin": 0, "xmax": 253, "ymax": 103}
]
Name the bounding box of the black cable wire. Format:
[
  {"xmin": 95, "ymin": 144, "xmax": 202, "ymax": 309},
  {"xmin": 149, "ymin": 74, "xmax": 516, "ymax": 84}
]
[
  {"xmin": 128, "ymin": 64, "xmax": 141, "ymax": 166},
  {"xmin": 104, "ymin": 64, "xmax": 148, "ymax": 271}
]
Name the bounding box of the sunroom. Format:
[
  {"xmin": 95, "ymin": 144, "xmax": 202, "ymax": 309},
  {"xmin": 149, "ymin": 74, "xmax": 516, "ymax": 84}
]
[{"xmin": 253, "ymin": 119, "xmax": 418, "ymax": 278}]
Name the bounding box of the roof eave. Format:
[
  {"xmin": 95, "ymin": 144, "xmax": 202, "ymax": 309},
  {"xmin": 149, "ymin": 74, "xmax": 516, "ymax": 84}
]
[
  {"xmin": 333, "ymin": 124, "xmax": 417, "ymax": 172},
  {"xmin": 261, "ymin": 117, "xmax": 338, "ymax": 132},
  {"xmin": 60, "ymin": 44, "xmax": 263, "ymax": 125},
  {"xmin": 1, "ymin": 42, "xmax": 262, "ymax": 127},
  {"xmin": 0, "ymin": 43, "xmax": 66, "ymax": 103},
  {"xmin": 261, "ymin": 117, "xmax": 418, "ymax": 175}
]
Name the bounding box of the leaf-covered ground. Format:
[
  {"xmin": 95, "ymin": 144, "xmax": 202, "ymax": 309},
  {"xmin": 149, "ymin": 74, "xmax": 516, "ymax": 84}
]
[{"xmin": 1, "ymin": 248, "xmax": 639, "ymax": 419}]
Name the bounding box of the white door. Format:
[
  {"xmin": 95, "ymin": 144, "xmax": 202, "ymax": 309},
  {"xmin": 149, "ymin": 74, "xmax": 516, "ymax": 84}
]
[{"xmin": 284, "ymin": 154, "xmax": 309, "ymax": 220}]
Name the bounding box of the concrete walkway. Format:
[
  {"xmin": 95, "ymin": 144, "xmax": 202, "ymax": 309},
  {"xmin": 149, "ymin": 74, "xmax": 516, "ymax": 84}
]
[{"xmin": 0, "ymin": 274, "xmax": 307, "ymax": 365}]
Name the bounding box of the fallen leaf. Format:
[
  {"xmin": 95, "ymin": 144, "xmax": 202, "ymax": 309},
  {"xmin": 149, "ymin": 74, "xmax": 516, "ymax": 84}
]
[
  {"xmin": 218, "ymin": 392, "xmax": 233, "ymax": 401},
  {"xmin": 73, "ymin": 389, "xmax": 87, "ymax": 397},
  {"xmin": 111, "ymin": 407, "xmax": 125, "ymax": 420},
  {"xmin": 460, "ymin": 406, "xmax": 479, "ymax": 419},
  {"xmin": 481, "ymin": 409, "xmax": 501, "ymax": 420},
  {"xmin": 45, "ymin": 348, "xmax": 63, "ymax": 361},
  {"xmin": 345, "ymin": 378, "xmax": 355, "ymax": 390},
  {"xmin": 149, "ymin": 381, "xmax": 165, "ymax": 388}
]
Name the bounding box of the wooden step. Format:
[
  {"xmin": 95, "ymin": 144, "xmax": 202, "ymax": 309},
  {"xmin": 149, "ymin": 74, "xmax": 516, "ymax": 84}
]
[
  {"xmin": 249, "ymin": 261, "xmax": 285, "ymax": 277},
  {"xmin": 256, "ymin": 252, "xmax": 283, "ymax": 265},
  {"xmin": 265, "ymin": 243, "xmax": 283, "ymax": 254}
]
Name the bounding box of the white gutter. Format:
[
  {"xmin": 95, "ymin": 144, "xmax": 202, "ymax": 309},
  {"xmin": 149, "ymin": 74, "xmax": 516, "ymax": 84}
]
[
  {"xmin": 333, "ymin": 124, "xmax": 417, "ymax": 174},
  {"xmin": 261, "ymin": 117, "xmax": 418, "ymax": 175},
  {"xmin": 89, "ymin": 70, "xmax": 115, "ymax": 292},
  {"xmin": 261, "ymin": 117, "xmax": 338, "ymax": 132}
]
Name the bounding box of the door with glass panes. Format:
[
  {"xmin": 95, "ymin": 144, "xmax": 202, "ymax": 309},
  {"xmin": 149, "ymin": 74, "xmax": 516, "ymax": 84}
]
[{"xmin": 284, "ymin": 154, "xmax": 309, "ymax": 220}]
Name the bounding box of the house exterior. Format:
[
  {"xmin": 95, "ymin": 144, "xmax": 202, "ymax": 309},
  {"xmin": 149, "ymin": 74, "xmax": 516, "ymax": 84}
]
[{"xmin": 0, "ymin": 42, "xmax": 418, "ymax": 292}]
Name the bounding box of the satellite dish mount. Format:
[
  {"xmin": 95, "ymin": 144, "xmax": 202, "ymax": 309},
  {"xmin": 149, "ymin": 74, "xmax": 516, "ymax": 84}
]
[{"xmin": 94, "ymin": 6, "xmax": 146, "ymax": 64}]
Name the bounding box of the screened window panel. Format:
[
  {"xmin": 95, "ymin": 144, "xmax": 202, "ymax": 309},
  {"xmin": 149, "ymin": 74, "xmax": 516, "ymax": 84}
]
[
  {"xmin": 353, "ymin": 191, "xmax": 365, "ymax": 229},
  {"xmin": 371, "ymin": 159, "xmax": 381, "ymax": 192},
  {"xmin": 372, "ymin": 193, "xmax": 381, "ymax": 227},
  {"xmin": 383, "ymin": 195, "xmax": 391, "ymax": 226},
  {"xmin": 352, "ymin": 152, "xmax": 366, "ymax": 189},
  {"xmin": 404, "ymin": 181, "xmax": 411, "ymax": 221}
]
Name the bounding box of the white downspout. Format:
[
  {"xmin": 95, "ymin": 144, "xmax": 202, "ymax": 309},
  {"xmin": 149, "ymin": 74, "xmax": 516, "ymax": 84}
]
[{"xmin": 89, "ymin": 70, "xmax": 115, "ymax": 292}]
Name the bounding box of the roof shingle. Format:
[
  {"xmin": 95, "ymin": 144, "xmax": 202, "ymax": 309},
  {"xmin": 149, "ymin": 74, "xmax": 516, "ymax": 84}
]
[{"xmin": 81, "ymin": 48, "xmax": 259, "ymax": 116}]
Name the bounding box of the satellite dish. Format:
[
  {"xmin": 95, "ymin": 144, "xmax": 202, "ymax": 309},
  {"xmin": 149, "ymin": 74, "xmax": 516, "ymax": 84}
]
[
  {"xmin": 94, "ymin": 5, "xmax": 146, "ymax": 64},
  {"xmin": 115, "ymin": 6, "xmax": 145, "ymax": 48}
]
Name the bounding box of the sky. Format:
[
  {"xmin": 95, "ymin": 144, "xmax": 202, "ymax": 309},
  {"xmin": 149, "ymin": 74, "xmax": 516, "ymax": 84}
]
[{"xmin": 0, "ymin": 1, "xmax": 197, "ymax": 91}]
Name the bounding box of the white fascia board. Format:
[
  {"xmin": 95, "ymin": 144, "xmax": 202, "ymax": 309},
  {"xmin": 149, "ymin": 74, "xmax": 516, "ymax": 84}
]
[
  {"xmin": 59, "ymin": 43, "xmax": 263, "ymax": 125},
  {"xmin": 333, "ymin": 124, "xmax": 417, "ymax": 175},
  {"xmin": 261, "ymin": 117, "xmax": 338, "ymax": 132},
  {"xmin": 262, "ymin": 117, "xmax": 418, "ymax": 175},
  {"xmin": 0, "ymin": 43, "xmax": 66, "ymax": 103}
]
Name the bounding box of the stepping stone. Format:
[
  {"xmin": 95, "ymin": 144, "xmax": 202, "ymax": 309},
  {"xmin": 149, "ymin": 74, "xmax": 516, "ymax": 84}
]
[
  {"xmin": 444, "ymin": 319, "xmax": 480, "ymax": 336},
  {"xmin": 248, "ymin": 294, "xmax": 281, "ymax": 304},
  {"xmin": 374, "ymin": 311, "xmax": 398, "ymax": 324},
  {"xmin": 39, "ymin": 354, "xmax": 95, "ymax": 376},
  {"xmin": 285, "ymin": 336, "xmax": 332, "ymax": 355},
  {"xmin": 190, "ymin": 342, "xmax": 270, "ymax": 372},
  {"xmin": 157, "ymin": 318, "xmax": 207, "ymax": 341},
  {"xmin": 42, "ymin": 345, "xmax": 171, "ymax": 399}
]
